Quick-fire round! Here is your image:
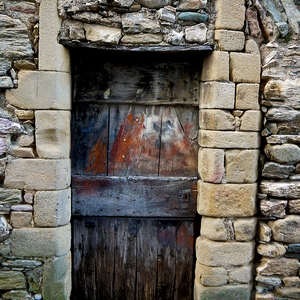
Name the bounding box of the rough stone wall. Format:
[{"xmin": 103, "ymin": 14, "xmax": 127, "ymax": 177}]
[
  {"xmin": 57, "ymin": 0, "xmax": 215, "ymax": 46},
  {"xmin": 0, "ymin": 0, "xmax": 300, "ymax": 299},
  {"xmin": 252, "ymin": 0, "xmax": 300, "ymax": 299},
  {"xmin": 0, "ymin": 0, "xmax": 71, "ymax": 299}
]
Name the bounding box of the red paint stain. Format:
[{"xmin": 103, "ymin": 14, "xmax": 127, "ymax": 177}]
[
  {"xmin": 86, "ymin": 130, "xmax": 108, "ymax": 174},
  {"xmin": 109, "ymin": 112, "xmax": 145, "ymax": 175}
]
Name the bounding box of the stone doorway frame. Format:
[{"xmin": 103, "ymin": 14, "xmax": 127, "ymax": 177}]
[{"xmin": 4, "ymin": 0, "xmax": 261, "ymax": 298}]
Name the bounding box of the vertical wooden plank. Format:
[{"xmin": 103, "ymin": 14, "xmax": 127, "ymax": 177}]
[
  {"xmin": 114, "ymin": 218, "xmax": 137, "ymax": 300},
  {"xmin": 108, "ymin": 105, "xmax": 161, "ymax": 176},
  {"xmin": 159, "ymin": 106, "xmax": 198, "ymax": 177},
  {"xmin": 136, "ymin": 219, "xmax": 158, "ymax": 299},
  {"xmin": 71, "ymin": 104, "xmax": 109, "ymax": 175},
  {"xmin": 157, "ymin": 219, "xmax": 177, "ymax": 300},
  {"xmin": 95, "ymin": 218, "xmax": 115, "ymax": 299},
  {"xmin": 174, "ymin": 220, "xmax": 195, "ymax": 300},
  {"xmin": 72, "ymin": 218, "xmax": 98, "ymax": 300}
]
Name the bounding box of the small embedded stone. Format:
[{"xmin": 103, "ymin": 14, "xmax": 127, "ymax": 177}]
[
  {"xmin": 157, "ymin": 8, "xmax": 175, "ymax": 23},
  {"xmin": 177, "ymin": 0, "xmax": 207, "ymax": 11},
  {"xmin": 257, "ymin": 257, "xmax": 300, "ymax": 276},
  {"xmin": 0, "ymin": 271, "xmax": 26, "ymax": 290},
  {"xmin": 283, "ymin": 276, "xmax": 300, "ymax": 287},
  {"xmin": 288, "ymin": 200, "xmax": 300, "ymax": 214},
  {"xmin": 0, "ymin": 76, "xmax": 14, "ymax": 88},
  {"xmin": 260, "ymin": 199, "xmax": 287, "ymax": 218},
  {"xmin": 234, "ymin": 217, "xmax": 257, "ymax": 242},
  {"xmin": 178, "ymin": 12, "xmax": 208, "ymax": 23},
  {"xmin": 255, "ymin": 275, "xmax": 281, "ymax": 287},
  {"xmin": 274, "ymin": 287, "xmax": 300, "ymax": 299},
  {"xmin": 10, "ymin": 211, "xmax": 32, "ymax": 228},
  {"xmin": 257, "ymin": 221, "xmax": 271, "ymax": 243},
  {"xmin": 185, "ymin": 24, "xmax": 207, "ymax": 44},
  {"xmin": 135, "ymin": 0, "xmax": 171, "ymax": 8},
  {"xmin": 122, "ymin": 13, "xmax": 161, "ymax": 34},
  {"xmin": 257, "ymin": 242, "xmax": 286, "ymax": 258},
  {"xmin": 84, "ymin": 24, "xmax": 122, "ymax": 44},
  {"xmin": 265, "ymin": 144, "xmax": 300, "ymax": 163},
  {"xmin": 262, "ymin": 162, "xmax": 295, "ymax": 179},
  {"xmin": 269, "ymin": 215, "xmax": 300, "ymax": 243},
  {"xmin": 260, "ymin": 181, "xmax": 300, "ymax": 199},
  {"xmin": 0, "ymin": 118, "xmax": 23, "ymax": 134}
]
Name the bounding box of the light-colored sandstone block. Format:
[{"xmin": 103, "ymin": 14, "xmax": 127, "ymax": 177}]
[
  {"xmin": 200, "ymin": 217, "xmax": 228, "ymax": 241},
  {"xmin": 11, "ymin": 224, "xmax": 70, "ymax": 257},
  {"xmin": 229, "ymin": 265, "xmax": 253, "ymax": 284},
  {"xmin": 6, "ymin": 71, "xmax": 71, "ymax": 110},
  {"xmin": 230, "ymin": 53, "xmax": 261, "ymax": 83},
  {"xmin": 10, "ymin": 211, "xmax": 32, "ymax": 228},
  {"xmin": 34, "ymin": 189, "xmax": 71, "ymax": 227},
  {"xmin": 201, "ymin": 51, "xmax": 229, "ymax": 81},
  {"xmin": 196, "ymin": 237, "xmax": 255, "ymax": 266},
  {"xmin": 35, "ymin": 110, "xmax": 70, "ymax": 159},
  {"xmin": 199, "ymin": 130, "xmax": 261, "ymax": 149},
  {"xmin": 234, "ymin": 217, "xmax": 257, "ymax": 241},
  {"xmin": 200, "ymin": 110, "xmax": 235, "ymax": 130},
  {"xmin": 4, "ymin": 159, "xmax": 71, "ymax": 190},
  {"xmin": 240, "ymin": 110, "xmax": 263, "ymax": 131},
  {"xmin": 215, "ymin": 0, "xmax": 246, "ymax": 30},
  {"xmin": 225, "ymin": 150, "xmax": 260, "ymax": 183},
  {"xmin": 214, "ymin": 30, "xmax": 245, "ymax": 51},
  {"xmin": 198, "ymin": 148, "xmax": 225, "ymax": 183},
  {"xmin": 195, "ymin": 262, "xmax": 228, "ymax": 286},
  {"xmin": 200, "ymin": 82, "xmax": 235, "ymax": 109},
  {"xmin": 43, "ymin": 252, "xmax": 71, "ymax": 300},
  {"xmin": 194, "ymin": 280, "xmax": 253, "ymax": 300},
  {"xmin": 39, "ymin": 0, "xmax": 70, "ymax": 72},
  {"xmin": 245, "ymin": 39, "xmax": 260, "ymax": 54},
  {"xmin": 84, "ymin": 24, "xmax": 122, "ymax": 44},
  {"xmin": 197, "ymin": 180, "xmax": 257, "ymax": 217},
  {"xmin": 236, "ymin": 83, "xmax": 260, "ymax": 110}
]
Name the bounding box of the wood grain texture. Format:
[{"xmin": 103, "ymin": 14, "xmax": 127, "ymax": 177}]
[
  {"xmin": 72, "ymin": 217, "xmax": 196, "ymax": 300},
  {"xmin": 71, "ymin": 49, "xmax": 201, "ymax": 105},
  {"xmin": 72, "ymin": 176, "xmax": 197, "ymax": 217}
]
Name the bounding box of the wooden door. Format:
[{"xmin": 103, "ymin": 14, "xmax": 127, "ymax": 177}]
[{"xmin": 71, "ymin": 49, "xmax": 201, "ymax": 300}]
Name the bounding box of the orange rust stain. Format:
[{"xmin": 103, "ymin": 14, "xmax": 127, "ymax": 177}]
[
  {"xmin": 109, "ymin": 112, "xmax": 145, "ymax": 175},
  {"xmin": 86, "ymin": 131, "xmax": 108, "ymax": 174}
]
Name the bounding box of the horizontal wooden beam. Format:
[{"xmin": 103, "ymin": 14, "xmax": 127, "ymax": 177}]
[{"xmin": 72, "ymin": 176, "xmax": 197, "ymax": 218}]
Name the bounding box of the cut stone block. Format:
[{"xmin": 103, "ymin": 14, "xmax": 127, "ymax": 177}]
[
  {"xmin": 35, "ymin": 110, "xmax": 71, "ymax": 159},
  {"xmin": 11, "ymin": 224, "xmax": 70, "ymax": 257},
  {"xmin": 199, "ymin": 130, "xmax": 261, "ymax": 149},
  {"xmin": 200, "ymin": 110, "xmax": 235, "ymax": 130},
  {"xmin": 234, "ymin": 217, "xmax": 257, "ymax": 241},
  {"xmin": 215, "ymin": 30, "xmax": 245, "ymax": 51},
  {"xmin": 236, "ymin": 83, "xmax": 260, "ymax": 110},
  {"xmin": 215, "ymin": 0, "xmax": 246, "ymax": 30},
  {"xmin": 4, "ymin": 159, "xmax": 71, "ymax": 190},
  {"xmin": 201, "ymin": 51, "xmax": 229, "ymax": 81},
  {"xmin": 230, "ymin": 53, "xmax": 261, "ymax": 83},
  {"xmin": 240, "ymin": 110, "xmax": 263, "ymax": 131},
  {"xmin": 34, "ymin": 189, "xmax": 71, "ymax": 227},
  {"xmin": 229, "ymin": 265, "xmax": 252, "ymax": 284},
  {"xmin": 43, "ymin": 252, "xmax": 71, "ymax": 300},
  {"xmin": 5, "ymin": 71, "xmax": 71, "ymax": 110},
  {"xmin": 200, "ymin": 81, "xmax": 235, "ymax": 109},
  {"xmin": 196, "ymin": 237, "xmax": 255, "ymax": 267},
  {"xmin": 39, "ymin": 0, "xmax": 70, "ymax": 72},
  {"xmin": 225, "ymin": 150, "xmax": 259, "ymax": 183},
  {"xmin": 195, "ymin": 262, "xmax": 228, "ymax": 287},
  {"xmin": 10, "ymin": 211, "xmax": 32, "ymax": 228},
  {"xmin": 198, "ymin": 181, "xmax": 257, "ymax": 217},
  {"xmin": 200, "ymin": 217, "xmax": 228, "ymax": 241},
  {"xmin": 198, "ymin": 148, "xmax": 225, "ymax": 183}
]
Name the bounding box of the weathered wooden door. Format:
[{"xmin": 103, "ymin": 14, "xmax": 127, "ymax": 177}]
[{"xmin": 71, "ymin": 49, "xmax": 201, "ymax": 300}]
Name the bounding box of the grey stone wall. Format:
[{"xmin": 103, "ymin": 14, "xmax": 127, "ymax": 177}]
[{"xmin": 247, "ymin": 1, "xmax": 300, "ymax": 299}]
